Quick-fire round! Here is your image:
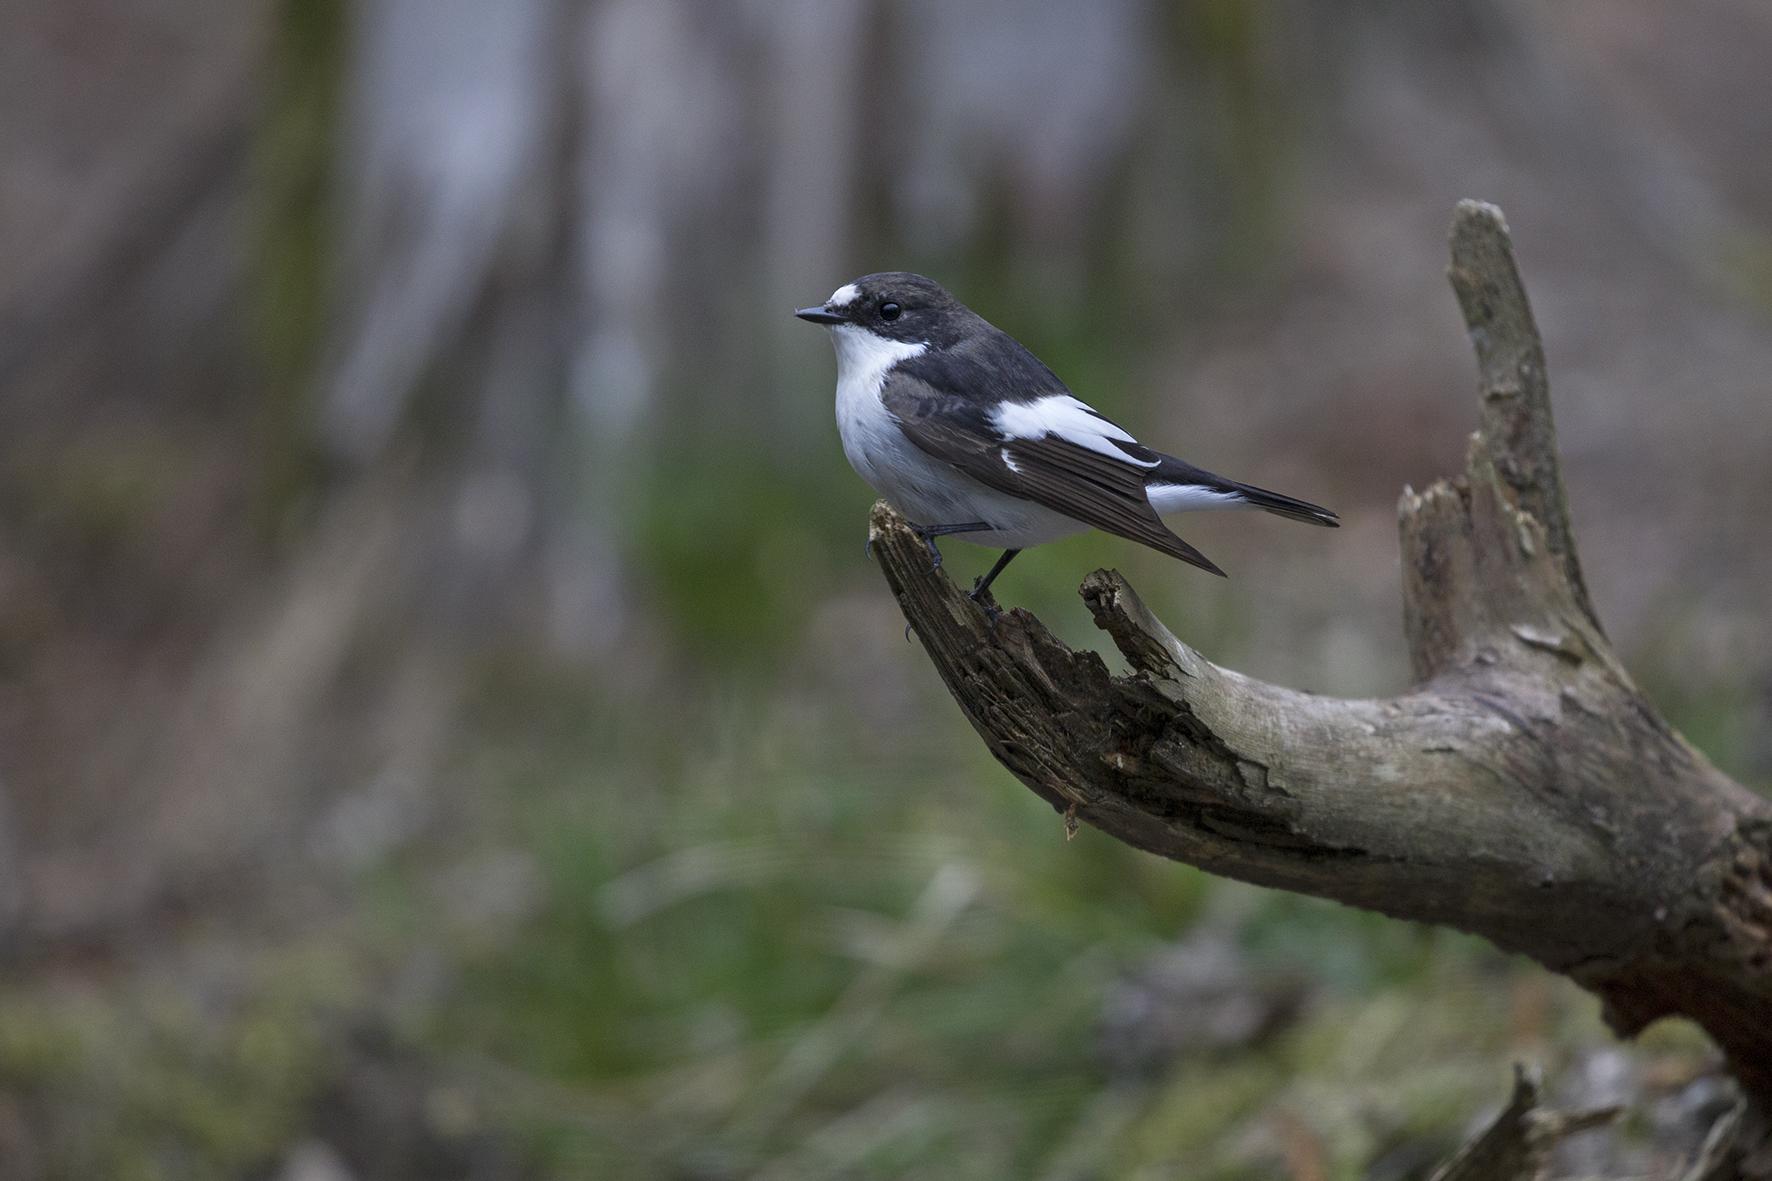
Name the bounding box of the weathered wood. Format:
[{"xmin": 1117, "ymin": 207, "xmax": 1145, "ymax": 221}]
[
  {"xmin": 1446, "ymin": 201, "xmax": 1598, "ymax": 634},
  {"xmin": 870, "ymin": 202, "xmax": 1772, "ymax": 1159}
]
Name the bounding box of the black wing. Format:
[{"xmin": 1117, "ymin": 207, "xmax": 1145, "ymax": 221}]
[{"xmin": 880, "ymin": 364, "xmax": 1226, "ymax": 576}]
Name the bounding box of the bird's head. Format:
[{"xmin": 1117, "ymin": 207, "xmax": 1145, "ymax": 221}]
[{"xmin": 794, "ymin": 272, "xmax": 979, "ymax": 351}]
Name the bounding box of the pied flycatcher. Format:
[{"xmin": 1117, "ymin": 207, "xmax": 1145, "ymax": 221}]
[{"xmin": 796, "ymin": 272, "xmax": 1337, "ymax": 605}]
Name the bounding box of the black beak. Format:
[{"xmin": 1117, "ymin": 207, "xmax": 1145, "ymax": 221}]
[{"xmin": 794, "ymin": 306, "xmax": 846, "ymax": 325}]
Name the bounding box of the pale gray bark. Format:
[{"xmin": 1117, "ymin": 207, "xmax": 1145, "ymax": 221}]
[
  {"xmin": 323, "ymin": 0, "xmax": 559, "ymax": 457},
  {"xmin": 871, "ymin": 201, "xmax": 1772, "ymax": 1170}
]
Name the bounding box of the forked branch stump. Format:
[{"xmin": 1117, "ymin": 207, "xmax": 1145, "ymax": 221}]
[{"xmin": 870, "ymin": 202, "xmax": 1772, "ymax": 1174}]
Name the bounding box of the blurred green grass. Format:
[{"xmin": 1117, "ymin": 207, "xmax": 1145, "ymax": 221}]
[
  {"xmin": 0, "ymin": 644, "xmax": 1725, "ymax": 1179},
  {"xmin": 387, "ymin": 661, "xmax": 1710, "ymax": 1179}
]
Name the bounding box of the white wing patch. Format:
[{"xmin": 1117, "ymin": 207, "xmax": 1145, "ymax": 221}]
[
  {"xmin": 991, "ymin": 395, "xmax": 1159, "ymax": 467},
  {"xmin": 1147, "ymin": 483, "xmax": 1245, "ymax": 514},
  {"xmin": 828, "ymin": 282, "xmax": 861, "ymax": 307}
]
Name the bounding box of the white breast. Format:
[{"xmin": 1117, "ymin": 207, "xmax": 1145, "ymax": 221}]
[
  {"xmin": 830, "ymin": 325, "xmax": 928, "ymax": 494},
  {"xmin": 824, "ymin": 325, "xmax": 1086, "ymax": 548}
]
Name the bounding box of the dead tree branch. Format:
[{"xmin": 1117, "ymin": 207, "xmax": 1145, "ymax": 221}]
[
  {"xmin": 870, "ymin": 202, "xmax": 1772, "ymax": 1144},
  {"xmin": 1429, "ymin": 1065, "xmax": 1619, "ymax": 1181}
]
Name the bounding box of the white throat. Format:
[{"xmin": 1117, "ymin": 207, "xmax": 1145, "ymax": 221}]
[
  {"xmin": 828, "ymin": 325, "xmax": 927, "ymax": 502},
  {"xmin": 829, "ymin": 324, "xmax": 925, "ymax": 390}
]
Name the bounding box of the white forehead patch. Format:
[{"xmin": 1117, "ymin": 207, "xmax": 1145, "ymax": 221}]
[{"xmin": 828, "ymin": 283, "xmax": 861, "ymax": 307}]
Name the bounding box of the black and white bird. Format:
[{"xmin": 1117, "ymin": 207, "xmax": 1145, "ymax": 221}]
[{"xmin": 796, "ymin": 273, "xmax": 1337, "ymax": 606}]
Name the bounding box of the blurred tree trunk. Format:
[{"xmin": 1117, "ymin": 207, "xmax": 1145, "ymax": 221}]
[
  {"xmin": 320, "ymin": 0, "xmax": 592, "ymax": 646},
  {"xmin": 0, "ymin": 0, "xmax": 599, "ymax": 942}
]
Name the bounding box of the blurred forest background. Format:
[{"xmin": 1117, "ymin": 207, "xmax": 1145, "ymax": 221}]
[{"xmin": 2, "ymin": 1, "xmax": 1771, "ymax": 1178}]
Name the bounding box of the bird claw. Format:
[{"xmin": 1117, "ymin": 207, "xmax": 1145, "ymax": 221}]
[
  {"xmin": 969, "ymin": 589, "xmax": 1003, "ymax": 631},
  {"xmin": 908, "ymin": 521, "xmax": 989, "ymax": 575},
  {"xmin": 910, "ymin": 529, "xmax": 943, "ymax": 572}
]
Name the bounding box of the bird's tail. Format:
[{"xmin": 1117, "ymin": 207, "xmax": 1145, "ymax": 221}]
[
  {"xmin": 1222, "ymin": 479, "xmax": 1340, "ymax": 527},
  {"xmin": 1149, "ymin": 455, "xmax": 1340, "ymax": 527}
]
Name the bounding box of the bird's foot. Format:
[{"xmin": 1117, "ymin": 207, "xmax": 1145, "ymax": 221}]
[
  {"xmin": 908, "ymin": 521, "xmax": 991, "ymax": 575},
  {"xmin": 908, "ymin": 527, "xmax": 944, "ymax": 573},
  {"xmin": 966, "ymin": 582, "xmax": 1004, "ymax": 631},
  {"xmin": 966, "ymin": 549, "xmax": 1020, "ymax": 629}
]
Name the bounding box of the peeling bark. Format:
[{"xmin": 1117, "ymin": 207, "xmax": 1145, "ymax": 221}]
[{"xmin": 870, "ymin": 201, "xmax": 1772, "ymax": 1167}]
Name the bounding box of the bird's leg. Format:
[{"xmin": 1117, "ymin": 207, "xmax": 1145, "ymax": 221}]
[
  {"xmin": 908, "ymin": 521, "xmax": 991, "ymax": 573},
  {"xmin": 969, "ymin": 549, "xmax": 1021, "ymax": 600},
  {"xmin": 968, "ymin": 548, "xmax": 1021, "ymax": 622}
]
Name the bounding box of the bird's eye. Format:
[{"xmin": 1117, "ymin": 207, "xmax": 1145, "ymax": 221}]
[{"xmin": 880, "ymin": 302, "xmax": 902, "ymax": 322}]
